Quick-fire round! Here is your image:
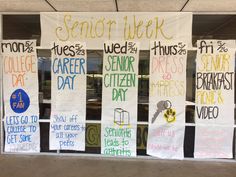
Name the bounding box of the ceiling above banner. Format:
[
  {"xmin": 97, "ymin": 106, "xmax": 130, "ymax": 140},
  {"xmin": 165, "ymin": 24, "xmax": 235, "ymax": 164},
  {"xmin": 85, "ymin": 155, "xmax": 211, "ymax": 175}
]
[{"xmin": 1, "ymin": 0, "xmax": 236, "ymax": 12}]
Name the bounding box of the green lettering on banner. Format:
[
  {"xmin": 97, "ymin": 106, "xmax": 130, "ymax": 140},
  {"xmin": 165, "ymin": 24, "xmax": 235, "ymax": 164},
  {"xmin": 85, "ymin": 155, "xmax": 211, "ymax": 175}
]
[{"xmin": 85, "ymin": 123, "xmax": 147, "ymax": 150}]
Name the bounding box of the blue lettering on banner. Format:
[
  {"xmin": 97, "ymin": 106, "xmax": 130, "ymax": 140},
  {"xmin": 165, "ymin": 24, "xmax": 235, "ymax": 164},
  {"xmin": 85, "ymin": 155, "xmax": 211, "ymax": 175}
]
[
  {"xmin": 5, "ymin": 115, "xmax": 39, "ymax": 150},
  {"xmin": 59, "ymin": 140, "xmax": 74, "ymax": 148},
  {"xmin": 10, "ymin": 89, "xmax": 30, "ymax": 113},
  {"xmin": 52, "ymin": 57, "xmax": 86, "ymax": 90},
  {"xmin": 51, "ymin": 114, "xmax": 86, "ymax": 149},
  {"xmin": 57, "ymin": 75, "xmax": 76, "ymax": 90},
  {"xmin": 52, "ymin": 58, "xmax": 85, "ymax": 74}
]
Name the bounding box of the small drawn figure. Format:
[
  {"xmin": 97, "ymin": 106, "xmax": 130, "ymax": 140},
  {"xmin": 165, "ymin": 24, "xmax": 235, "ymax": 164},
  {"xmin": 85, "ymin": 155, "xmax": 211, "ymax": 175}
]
[
  {"xmin": 10, "ymin": 89, "xmax": 30, "ymax": 113},
  {"xmin": 164, "ymin": 108, "xmax": 176, "ymax": 123},
  {"xmin": 152, "ymin": 100, "xmax": 171, "ymax": 123},
  {"xmin": 114, "ymin": 108, "xmax": 130, "ymax": 126},
  {"xmin": 152, "ymin": 100, "xmax": 176, "ymax": 124}
]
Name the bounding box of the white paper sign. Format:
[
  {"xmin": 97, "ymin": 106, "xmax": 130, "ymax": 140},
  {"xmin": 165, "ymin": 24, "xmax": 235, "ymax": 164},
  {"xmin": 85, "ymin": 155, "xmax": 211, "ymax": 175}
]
[
  {"xmin": 2, "ymin": 40, "xmax": 40, "ymax": 152},
  {"xmin": 101, "ymin": 41, "xmax": 139, "ymax": 157},
  {"xmin": 50, "ymin": 111, "xmax": 86, "ymax": 150},
  {"xmin": 194, "ymin": 125, "xmax": 234, "ymax": 158},
  {"xmin": 147, "ymin": 40, "xmax": 187, "ymax": 159},
  {"xmin": 50, "ymin": 42, "xmax": 87, "ymax": 151},
  {"xmin": 194, "ymin": 40, "xmax": 235, "ymax": 158},
  {"xmin": 40, "ymin": 12, "xmax": 192, "ymax": 50}
]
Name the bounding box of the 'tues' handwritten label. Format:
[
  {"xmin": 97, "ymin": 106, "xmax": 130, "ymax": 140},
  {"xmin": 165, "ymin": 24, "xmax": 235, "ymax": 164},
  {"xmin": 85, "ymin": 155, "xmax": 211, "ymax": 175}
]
[{"xmin": 50, "ymin": 41, "xmax": 87, "ymax": 151}]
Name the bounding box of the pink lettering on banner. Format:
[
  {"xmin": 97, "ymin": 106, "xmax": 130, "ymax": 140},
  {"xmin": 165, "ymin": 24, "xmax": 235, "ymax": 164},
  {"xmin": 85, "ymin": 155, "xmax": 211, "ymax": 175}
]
[
  {"xmin": 147, "ymin": 40, "xmax": 187, "ymax": 159},
  {"xmin": 149, "ymin": 144, "xmax": 178, "ymax": 152},
  {"xmin": 150, "ymin": 129, "xmax": 176, "ymax": 138}
]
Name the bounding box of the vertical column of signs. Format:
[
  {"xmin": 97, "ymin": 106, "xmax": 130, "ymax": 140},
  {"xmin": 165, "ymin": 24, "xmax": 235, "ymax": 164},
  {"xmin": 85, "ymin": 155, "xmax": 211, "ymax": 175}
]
[
  {"xmin": 2, "ymin": 40, "xmax": 40, "ymax": 152},
  {"xmin": 50, "ymin": 42, "xmax": 87, "ymax": 151},
  {"xmin": 194, "ymin": 40, "xmax": 235, "ymax": 158},
  {"xmin": 147, "ymin": 41, "xmax": 187, "ymax": 159},
  {"xmin": 101, "ymin": 41, "xmax": 139, "ymax": 157}
]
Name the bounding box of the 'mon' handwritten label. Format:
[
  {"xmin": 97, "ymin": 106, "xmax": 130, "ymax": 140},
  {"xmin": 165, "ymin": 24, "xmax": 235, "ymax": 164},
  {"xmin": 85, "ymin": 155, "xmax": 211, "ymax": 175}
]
[{"xmin": 1, "ymin": 41, "xmax": 34, "ymax": 53}]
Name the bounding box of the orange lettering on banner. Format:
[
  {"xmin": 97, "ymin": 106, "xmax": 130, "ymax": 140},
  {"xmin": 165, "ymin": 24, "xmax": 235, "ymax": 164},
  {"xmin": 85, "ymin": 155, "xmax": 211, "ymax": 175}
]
[
  {"xmin": 4, "ymin": 55, "xmax": 36, "ymax": 74},
  {"xmin": 12, "ymin": 73, "xmax": 25, "ymax": 87},
  {"xmin": 4, "ymin": 54, "xmax": 36, "ymax": 87}
]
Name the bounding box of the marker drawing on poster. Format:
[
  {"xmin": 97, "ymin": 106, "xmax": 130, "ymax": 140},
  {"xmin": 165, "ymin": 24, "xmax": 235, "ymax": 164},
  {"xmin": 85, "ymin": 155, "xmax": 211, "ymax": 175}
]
[
  {"xmin": 147, "ymin": 40, "xmax": 187, "ymax": 159},
  {"xmin": 2, "ymin": 40, "xmax": 40, "ymax": 152},
  {"xmin": 101, "ymin": 41, "xmax": 139, "ymax": 157},
  {"xmin": 194, "ymin": 40, "xmax": 235, "ymax": 158},
  {"xmin": 50, "ymin": 42, "xmax": 87, "ymax": 151}
]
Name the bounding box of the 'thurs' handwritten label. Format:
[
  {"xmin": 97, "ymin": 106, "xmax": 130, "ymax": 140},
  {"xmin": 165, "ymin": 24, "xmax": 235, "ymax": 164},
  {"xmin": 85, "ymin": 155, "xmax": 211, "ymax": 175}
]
[
  {"xmin": 50, "ymin": 42, "xmax": 87, "ymax": 151},
  {"xmin": 194, "ymin": 40, "xmax": 235, "ymax": 158},
  {"xmin": 101, "ymin": 41, "xmax": 139, "ymax": 157},
  {"xmin": 147, "ymin": 40, "xmax": 187, "ymax": 159},
  {"xmin": 2, "ymin": 40, "xmax": 40, "ymax": 153}
]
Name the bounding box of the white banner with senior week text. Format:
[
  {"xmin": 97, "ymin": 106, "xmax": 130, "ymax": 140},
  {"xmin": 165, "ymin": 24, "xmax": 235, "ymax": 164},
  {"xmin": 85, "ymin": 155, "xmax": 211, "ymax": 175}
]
[
  {"xmin": 40, "ymin": 12, "xmax": 192, "ymax": 49},
  {"xmin": 147, "ymin": 40, "xmax": 187, "ymax": 159},
  {"xmin": 101, "ymin": 41, "xmax": 139, "ymax": 157},
  {"xmin": 50, "ymin": 42, "xmax": 87, "ymax": 151},
  {"xmin": 194, "ymin": 40, "xmax": 235, "ymax": 158},
  {"xmin": 2, "ymin": 40, "xmax": 40, "ymax": 153}
]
